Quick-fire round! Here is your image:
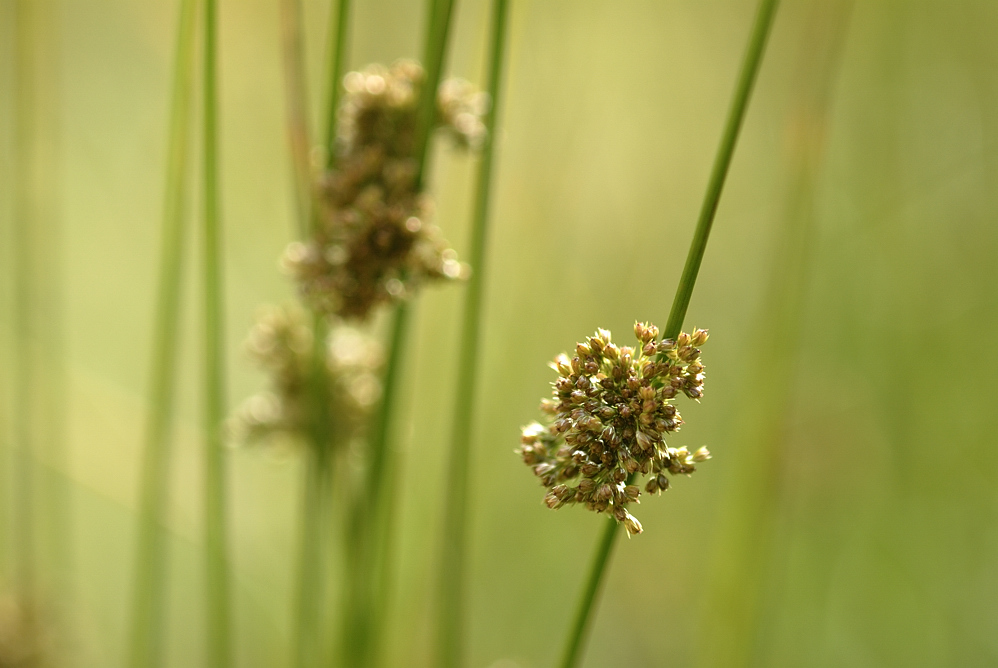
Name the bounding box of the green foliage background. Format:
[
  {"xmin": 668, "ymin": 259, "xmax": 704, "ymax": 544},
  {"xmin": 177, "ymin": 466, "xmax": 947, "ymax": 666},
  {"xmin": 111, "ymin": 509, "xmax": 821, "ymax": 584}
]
[{"xmin": 2, "ymin": 0, "xmax": 997, "ymax": 666}]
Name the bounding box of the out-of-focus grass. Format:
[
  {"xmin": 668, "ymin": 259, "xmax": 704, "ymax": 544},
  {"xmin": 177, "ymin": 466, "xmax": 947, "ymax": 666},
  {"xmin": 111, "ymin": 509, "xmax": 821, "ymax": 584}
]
[{"xmin": 3, "ymin": 0, "xmax": 998, "ymax": 666}]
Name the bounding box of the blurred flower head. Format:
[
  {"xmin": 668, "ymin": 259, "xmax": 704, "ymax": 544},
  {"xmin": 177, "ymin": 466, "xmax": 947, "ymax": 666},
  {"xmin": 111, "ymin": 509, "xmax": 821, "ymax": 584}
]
[
  {"xmin": 231, "ymin": 304, "xmax": 384, "ymax": 452},
  {"xmin": 282, "ymin": 60, "xmax": 480, "ymax": 321}
]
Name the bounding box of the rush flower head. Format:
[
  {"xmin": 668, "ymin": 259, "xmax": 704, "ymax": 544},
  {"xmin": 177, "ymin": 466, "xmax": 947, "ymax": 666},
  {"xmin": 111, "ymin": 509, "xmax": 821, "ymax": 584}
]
[
  {"xmin": 282, "ymin": 60, "xmax": 482, "ymax": 320},
  {"xmin": 231, "ymin": 304, "xmax": 383, "ymax": 450},
  {"xmin": 518, "ymin": 323, "xmax": 711, "ymax": 535}
]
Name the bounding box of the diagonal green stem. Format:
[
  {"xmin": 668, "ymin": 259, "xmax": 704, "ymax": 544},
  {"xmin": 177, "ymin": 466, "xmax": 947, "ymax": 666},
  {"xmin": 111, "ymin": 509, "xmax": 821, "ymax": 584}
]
[
  {"xmin": 558, "ymin": 1, "xmax": 780, "ymax": 667},
  {"xmin": 279, "ymin": 0, "xmax": 314, "ymax": 238},
  {"xmin": 324, "ymin": 0, "xmax": 352, "ymax": 168},
  {"xmin": 434, "ymin": 0, "xmax": 511, "ymax": 666},
  {"xmin": 558, "ymin": 517, "xmax": 620, "ymax": 668},
  {"xmin": 343, "ymin": 302, "xmax": 409, "ymax": 668},
  {"xmin": 201, "ymin": 0, "xmax": 232, "ymax": 664},
  {"xmin": 663, "ymin": 0, "xmax": 781, "ymax": 341},
  {"xmin": 366, "ymin": 0, "xmax": 460, "ymax": 531},
  {"xmin": 414, "ymin": 0, "xmax": 457, "ymax": 187},
  {"xmin": 347, "ymin": 3, "xmax": 462, "ymax": 664},
  {"xmin": 127, "ymin": 0, "xmax": 198, "ymax": 665},
  {"xmin": 278, "ymin": 0, "xmax": 353, "ymax": 661}
]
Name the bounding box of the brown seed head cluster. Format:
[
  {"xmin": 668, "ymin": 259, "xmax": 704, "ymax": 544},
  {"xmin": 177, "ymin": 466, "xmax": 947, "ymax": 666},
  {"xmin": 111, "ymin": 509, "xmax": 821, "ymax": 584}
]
[
  {"xmin": 282, "ymin": 60, "xmax": 482, "ymax": 320},
  {"xmin": 232, "ymin": 305, "xmax": 383, "ymax": 450},
  {"xmin": 518, "ymin": 323, "xmax": 711, "ymax": 535}
]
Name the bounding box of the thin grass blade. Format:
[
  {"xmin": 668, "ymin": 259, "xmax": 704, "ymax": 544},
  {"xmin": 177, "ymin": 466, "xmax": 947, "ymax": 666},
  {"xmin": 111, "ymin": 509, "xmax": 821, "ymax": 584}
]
[
  {"xmin": 434, "ymin": 0, "xmax": 512, "ymax": 665},
  {"xmin": 559, "ymin": 1, "xmax": 781, "ymax": 666}
]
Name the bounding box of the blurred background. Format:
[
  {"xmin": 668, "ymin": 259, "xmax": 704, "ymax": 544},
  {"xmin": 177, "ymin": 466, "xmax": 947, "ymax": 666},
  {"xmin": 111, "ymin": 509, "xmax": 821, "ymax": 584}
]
[{"xmin": 2, "ymin": 0, "xmax": 998, "ymax": 666}]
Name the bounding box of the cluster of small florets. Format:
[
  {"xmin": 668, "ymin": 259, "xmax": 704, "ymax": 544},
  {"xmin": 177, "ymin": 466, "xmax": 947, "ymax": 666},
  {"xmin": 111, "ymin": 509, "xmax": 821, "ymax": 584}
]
[
  {"xmin": 518, "ymin": 323, "xmax": 711, "ymax": 535},
  {"xmin": 282, "ymin": 60, "xmax": 480, "ymax": 320},
  {"xmin": 231, "ymin": 305, "xmax": 383, "ymax": 449}
]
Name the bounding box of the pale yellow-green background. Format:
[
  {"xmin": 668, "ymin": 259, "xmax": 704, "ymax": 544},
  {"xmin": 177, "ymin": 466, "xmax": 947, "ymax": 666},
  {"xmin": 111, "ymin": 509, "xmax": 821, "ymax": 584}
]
[{"xmin": 2, "ymin": 1, "xmax": 997, "ymax": 666}]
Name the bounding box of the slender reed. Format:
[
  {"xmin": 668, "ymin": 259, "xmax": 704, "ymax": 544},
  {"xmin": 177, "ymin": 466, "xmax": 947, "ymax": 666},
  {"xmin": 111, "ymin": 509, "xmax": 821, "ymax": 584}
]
[
  {"xmin": 352, "ymin": 1, "xmax": 461, "ymax": 664},
  {"xmin": 201, "ymin": 0, "xmax": 232, "ymax": 664},
  {"xmin": 275, "ymin": 3, "xmax": 327, "ymax": 662},
  {"xmin": 434, "ymin": 0, "xmax": 511, "ymax": 665},
  {"xmin": 414, "ymin": 0, "xmax": 457, "ymax": 183},
  {"xmin": 277, "ymin": 0, "xmax": 357, "ymax": 664},
  {"xmin": 126, "ymin": 1, "xmax": 198, "ymax": 665},
  {"xmin": 293, "ymin": 443, "xmax": 330, "ymax": 668},
  {"xmin": 361, "ymin": 0, "xmax": 461, "ymax": 526},
  {"xmin": 324, "ymin": 0, "xmax": 351, "ymax": 167},
  {"xmin": 558, "ymin": 1, "xmax": 780, "ymax": 666},
  {"xmin": 280, "ymin": 0, "xmax": 315, "ymax": 238},
  {"xmin": 342, "ymin": 305, "xmax": 409, "ymax": 668}
]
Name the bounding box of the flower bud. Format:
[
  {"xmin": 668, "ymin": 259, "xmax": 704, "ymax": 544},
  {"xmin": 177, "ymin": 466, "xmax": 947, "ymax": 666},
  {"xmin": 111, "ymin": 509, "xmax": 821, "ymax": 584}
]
[
  {"xmin": 551, "ymin": 354, "xmax": 572, "ymax": 376},
  {"xmin": 635, "ymin": 430, "xmax": 654, "ymax": 452},
  {"xmin": 622, "ymin": 511, "xmax": 643, "ymax": 536},
  {"xmin": 544, "ymin": 491, "xmax": 562, "ymax": 509}
]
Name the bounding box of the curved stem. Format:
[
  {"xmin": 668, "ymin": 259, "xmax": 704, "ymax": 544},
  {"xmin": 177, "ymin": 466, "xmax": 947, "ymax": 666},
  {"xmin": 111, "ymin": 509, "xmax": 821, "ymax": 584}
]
[
  {"xmin": 558, "ymin": 1, "xmax": 780, "ymax": 666},
  {"xmin": 434, "ymin": 0, "xmax": 511, "ymax": 665}
]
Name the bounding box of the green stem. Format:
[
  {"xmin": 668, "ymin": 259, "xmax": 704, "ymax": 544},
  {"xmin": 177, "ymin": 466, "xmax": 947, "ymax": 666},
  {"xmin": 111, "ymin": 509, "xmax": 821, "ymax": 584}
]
[
  {"xmin": 324, "ymin": 0, "xmax": 352, "ymax": 167},
  {"xmin": 127, "ymin": 0, "xmax": 198, "ymax": 665},
  {"xmin": 202, "ymin": 0, "xmax": 232, "ymax": 664},
  {"xmin": 293, "ymin": 444, "xmax": 331, "ymax": 668},
  {"xmin": 558, "ymin": 1, "xmax": 780, "ymax": 667},
  {"xmin": 434, "ymin": 0, "xmax": 510, "ymax": 665},
  {"xmin": 664, "ymin": 0, "xmax": 780, "ymax": 340},
  {"xmin": 294, "ymin": 313, "xmax": 334, "ymax": 667},
  {"xmin": 414, "ymin": 0, "xmax": 457, "ymax": 186},
  {"xmin": 350, "ymin": 2, "xmax": 461, "ymax": 664},
  {"xmin": 279, "ymin": 0, "xmax": 314, "ymax": 238},
  {"xmin": 278, "ymin": 0, "xmax": 350, "ymax": 657},
  {"xmin": 344, "ymin": 302, "xmax": 409, "ymax": 668},
  {"xmin": 558, "ymin": 517, "xmax": 619, "ymax": 668}
]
